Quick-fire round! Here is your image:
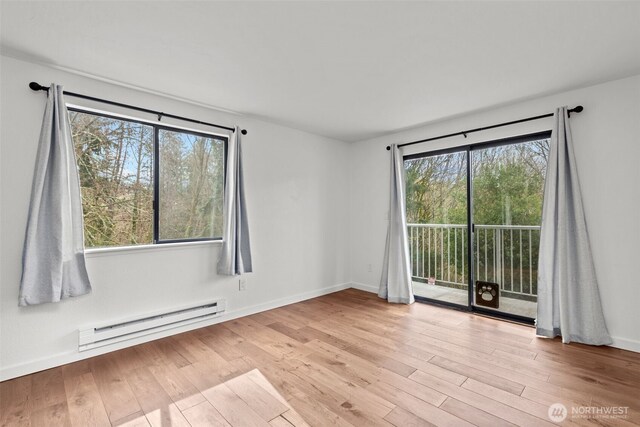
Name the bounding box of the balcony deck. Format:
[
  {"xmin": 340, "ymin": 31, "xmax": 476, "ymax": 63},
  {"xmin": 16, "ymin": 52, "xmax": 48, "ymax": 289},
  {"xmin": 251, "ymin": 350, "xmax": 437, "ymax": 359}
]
[
  {"xmin": 413, "ymin": 281, "xmax": 537, "ymax": 319},
  {"xmin": 409, "ymin": 223, "xmax": 540, "ymax": 319}
]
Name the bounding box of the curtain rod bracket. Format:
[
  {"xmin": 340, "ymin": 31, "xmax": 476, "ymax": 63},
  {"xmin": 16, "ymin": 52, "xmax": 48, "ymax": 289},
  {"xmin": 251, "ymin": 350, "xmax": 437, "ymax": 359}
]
[{"xmin": 157, "ymin": 112, "xmax": 164, "ymax": 122}]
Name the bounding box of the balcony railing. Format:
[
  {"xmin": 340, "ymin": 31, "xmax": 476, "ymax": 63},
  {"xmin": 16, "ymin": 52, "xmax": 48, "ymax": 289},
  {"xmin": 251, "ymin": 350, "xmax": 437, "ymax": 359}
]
[{"xmin": 408, "ymin": 223, "xmax": 540, "ymax": 301}]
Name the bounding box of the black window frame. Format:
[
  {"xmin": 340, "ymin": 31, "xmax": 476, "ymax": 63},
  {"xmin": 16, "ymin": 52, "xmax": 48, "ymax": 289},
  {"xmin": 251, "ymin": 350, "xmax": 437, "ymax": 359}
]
[{"xmin": 68, "ymin": 105, "xmax": 228, "ymax": 247}]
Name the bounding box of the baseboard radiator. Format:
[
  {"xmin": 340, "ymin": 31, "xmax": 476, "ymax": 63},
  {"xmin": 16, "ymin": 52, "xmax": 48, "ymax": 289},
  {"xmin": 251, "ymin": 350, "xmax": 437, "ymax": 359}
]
[{"xmin": 79, "ymin": 299, "xmax": 226, "ymax": 351}]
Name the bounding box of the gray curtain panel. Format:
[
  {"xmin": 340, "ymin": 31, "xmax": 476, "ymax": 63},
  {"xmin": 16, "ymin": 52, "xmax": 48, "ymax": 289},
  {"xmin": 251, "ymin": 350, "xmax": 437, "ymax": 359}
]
[
  {"xmin": 536, "ymin": 107, "xmax": 611, "ymax": 345},
  {"xmin": 379, "ymin": 145, "xmax": 414, "ymax": 304},
  {"xmin": 19, "ymin": 84, "xmax": 92, "ymax": 306},
  {"xmin": 217, "ymin": 127, "xmax": 252, "ymax": 275}
]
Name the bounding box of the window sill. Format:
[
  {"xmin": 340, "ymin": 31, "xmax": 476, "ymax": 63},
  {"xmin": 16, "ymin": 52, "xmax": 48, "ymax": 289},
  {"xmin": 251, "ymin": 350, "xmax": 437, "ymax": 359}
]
[{"xmin": 85, "ymin": 239, "xmax": 223, "ymax": 258}]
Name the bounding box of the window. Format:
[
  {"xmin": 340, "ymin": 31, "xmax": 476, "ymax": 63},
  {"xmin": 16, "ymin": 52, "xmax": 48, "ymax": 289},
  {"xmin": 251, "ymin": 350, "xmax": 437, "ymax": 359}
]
[{"xmin": 69, "ymin": 108, "xmax": 226, "ymax": 248}]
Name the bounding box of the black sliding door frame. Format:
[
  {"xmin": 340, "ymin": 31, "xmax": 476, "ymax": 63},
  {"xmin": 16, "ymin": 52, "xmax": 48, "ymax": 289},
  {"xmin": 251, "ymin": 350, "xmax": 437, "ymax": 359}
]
[{"xmin": 404, "ymin": 130, "xmax": 552, "ymax": 325}]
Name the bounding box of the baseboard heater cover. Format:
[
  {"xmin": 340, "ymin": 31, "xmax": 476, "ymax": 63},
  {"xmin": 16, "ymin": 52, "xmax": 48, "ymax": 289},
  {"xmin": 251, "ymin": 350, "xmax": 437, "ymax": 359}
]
[{"xmin": 79, "ymin": 299, "xmax": 226, "ymax": 351}]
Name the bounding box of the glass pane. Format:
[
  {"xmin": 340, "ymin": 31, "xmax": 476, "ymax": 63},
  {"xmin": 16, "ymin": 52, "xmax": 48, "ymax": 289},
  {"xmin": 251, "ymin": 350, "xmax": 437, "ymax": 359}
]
[
  {"xmin": 158, "ymin": 129, "xmax": 225, "ymax": 241},
  {"xmin": 405, "ymin": 151, "xmax": 468, "ymax": 306},
  {"xmin": 70, "ymin": 111, "xmax": 154, "ymax": 248},
  {"xmin": 471, "ymin": 137, "xmax": 549, "ymax": 318}
]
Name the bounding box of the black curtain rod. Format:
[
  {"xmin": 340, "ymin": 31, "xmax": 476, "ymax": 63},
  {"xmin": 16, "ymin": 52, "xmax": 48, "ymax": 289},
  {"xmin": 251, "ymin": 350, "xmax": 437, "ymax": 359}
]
[
  {"xmin": 386, "ymin": 105, "xmax": 583, "ymax": 150},
  {"xmin": 29, "ymin": 82, "xmax": 247, "ymax": 135}
]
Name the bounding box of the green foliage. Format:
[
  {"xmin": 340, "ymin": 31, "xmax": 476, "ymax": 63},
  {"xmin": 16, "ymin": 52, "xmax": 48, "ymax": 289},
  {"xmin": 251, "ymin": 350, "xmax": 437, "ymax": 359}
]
[
  {"xmin": 70, "ymin": 111, "xmax": 224, "ymax": 248},
  {"xmin": 405, "ymin": 140, "xmax": 549, "ymax": 295},
  {"xmin": 405, "ymin": 141, "xmax": 548, "ymax": 226},
  {"xmin": 405, "ymin": 151, "xmax": 467, "ymax": 225},
  {"xmin": 71, "ymin": 112, "xmax": 154, "ymax": 247},
  {"xmin": 158, "ymin": 129, "xmax": 224, "ymax": 240},
  {"xmin": 472, "ymin": 142, "xmax": 547, "ymax": 226}
]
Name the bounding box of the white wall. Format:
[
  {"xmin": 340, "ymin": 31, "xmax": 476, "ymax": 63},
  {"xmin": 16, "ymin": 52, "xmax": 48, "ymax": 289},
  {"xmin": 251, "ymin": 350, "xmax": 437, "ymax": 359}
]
[
  {"xmin": 0, "ymin": 55, "xmax": 351, "ymax": 380},
  {"xmin": 350, "ymin": 74, "xmax": 640, "ymax": 352}
]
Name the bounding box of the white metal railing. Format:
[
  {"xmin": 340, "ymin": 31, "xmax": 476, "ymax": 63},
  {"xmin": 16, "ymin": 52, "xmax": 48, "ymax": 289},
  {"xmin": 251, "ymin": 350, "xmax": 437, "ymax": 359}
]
[{"xmin": 408, "ymin": 223, "xmax": 540, "ymax": 299}]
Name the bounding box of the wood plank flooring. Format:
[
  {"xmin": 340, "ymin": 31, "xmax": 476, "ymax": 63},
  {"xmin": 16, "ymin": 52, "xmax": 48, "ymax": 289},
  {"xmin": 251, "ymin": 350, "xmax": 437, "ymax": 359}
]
[{"xmin": 2, "ymin": 289, "xmax": 639, "ymax": 426}]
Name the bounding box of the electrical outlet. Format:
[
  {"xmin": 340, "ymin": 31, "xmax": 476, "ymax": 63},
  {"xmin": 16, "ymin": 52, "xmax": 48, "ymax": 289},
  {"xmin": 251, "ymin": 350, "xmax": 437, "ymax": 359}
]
[{"xmin": 239, "ymin": 278, "xmax": 247, "ymax": 291}]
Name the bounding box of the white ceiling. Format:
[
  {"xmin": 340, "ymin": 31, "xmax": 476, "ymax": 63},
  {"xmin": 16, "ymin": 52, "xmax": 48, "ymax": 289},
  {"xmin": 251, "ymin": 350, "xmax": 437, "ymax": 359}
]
[{"xmin": 2, "ymin": 1, "xmax": 640, "ymax": 142}]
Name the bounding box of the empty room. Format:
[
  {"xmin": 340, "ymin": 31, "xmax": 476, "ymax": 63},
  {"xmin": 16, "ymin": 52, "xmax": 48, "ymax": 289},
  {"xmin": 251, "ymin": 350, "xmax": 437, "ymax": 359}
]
[{"xmin": 1, "ymin": 1, "xmax": 639, "ymax": 426}]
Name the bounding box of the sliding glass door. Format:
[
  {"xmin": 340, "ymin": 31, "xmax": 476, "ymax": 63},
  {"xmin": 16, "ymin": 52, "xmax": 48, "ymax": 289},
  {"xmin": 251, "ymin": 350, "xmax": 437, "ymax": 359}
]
[
  {"xmin": 404, "ymin": 131, "xmax": 551, "ymax": 321},
  {"xmin": 470, "ymin": 134, "xmax": 550, "ymax": 319},
  {"xmin": 405, "ymin": 149, "xmax": 469, "ymax": 308}
]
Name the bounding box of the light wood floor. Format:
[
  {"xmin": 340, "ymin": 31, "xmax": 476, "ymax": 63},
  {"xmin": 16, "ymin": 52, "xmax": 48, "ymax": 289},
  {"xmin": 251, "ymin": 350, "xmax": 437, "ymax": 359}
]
[{"xmin": 2, "ymin": 289, "xmax": 639, "ymax": 427}]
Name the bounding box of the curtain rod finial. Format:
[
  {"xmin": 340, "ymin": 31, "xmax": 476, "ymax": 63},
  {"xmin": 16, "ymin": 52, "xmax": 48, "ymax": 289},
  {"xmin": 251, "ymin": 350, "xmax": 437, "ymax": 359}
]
[
  {"xmin": 386, "ymin": 145, "xmax": 391, "ymax": 151},
  {"xmin": 573, "ymin": 105, "xmax": 584, "ymax": 113},
  {"xmin": 29, "ymin": 82, "xmax": 46, "ymax": 91},
  {"xmin": 241, "ymin": 129, "xmax": 247, "ymax": 135}
]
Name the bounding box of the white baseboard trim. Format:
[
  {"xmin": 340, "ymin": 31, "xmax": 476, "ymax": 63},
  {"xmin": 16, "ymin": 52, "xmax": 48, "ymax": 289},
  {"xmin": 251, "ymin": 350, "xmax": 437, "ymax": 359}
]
[
  {"xmin": 4, "ymin": 281, "xmax": 636, "ymax": 380},
  {"xmin": 610, "ymin": 336, "xmax": 640, "ymax": 353},
  {"xmin": 0, "ymin": 282, "xmax": 351, "ymax": 381},
  {"xmin": 350, "ymin": 282, "xmax": 378, "ymax": 294}
]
